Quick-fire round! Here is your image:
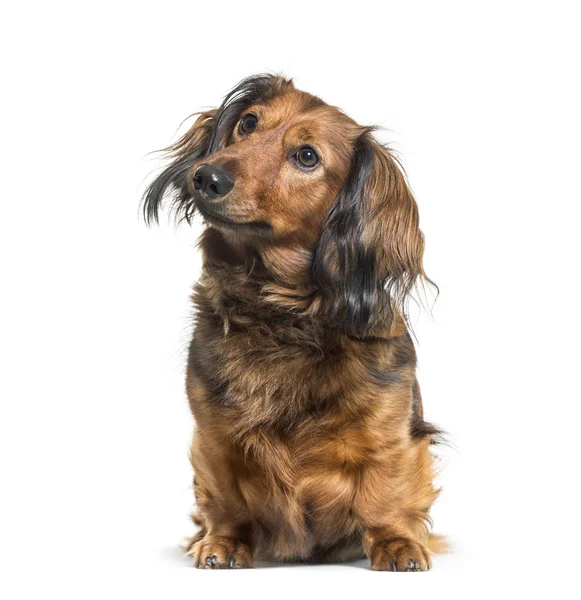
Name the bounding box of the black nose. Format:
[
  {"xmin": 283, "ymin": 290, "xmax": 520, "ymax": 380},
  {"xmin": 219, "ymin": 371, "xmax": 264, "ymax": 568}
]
[{"xmin": 193, "ymin": 164, "xmax": 234, "ymax": 199}]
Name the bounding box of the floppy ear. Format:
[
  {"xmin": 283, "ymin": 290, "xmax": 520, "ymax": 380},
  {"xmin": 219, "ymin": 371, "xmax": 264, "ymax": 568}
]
[
  {"xmin": 142, "ymin": 74, "xmax": 294, "ymax": 225},
  {"xmin": 142, "ymin": 109, "xmax": 217, "ymax": 225},
  {"xmin": 312, "ymin": 133, "xmax": 430, "ymax": 338}
]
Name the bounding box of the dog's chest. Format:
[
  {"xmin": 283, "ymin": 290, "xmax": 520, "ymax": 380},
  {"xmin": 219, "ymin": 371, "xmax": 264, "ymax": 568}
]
[
  {"xmin": 215, "ymin": 321, "xmax": 380, "ymax": 498},
  {"xmin": 196, "ymin": 311, "xmax": 390, "ymax": 554},
  {"xmin": 232, "ymin": 407, "xmax": 380, "ymax": 556},
  {"xmin": 210, "ymin": 318, "xmax": 360, "ymax": 416}
]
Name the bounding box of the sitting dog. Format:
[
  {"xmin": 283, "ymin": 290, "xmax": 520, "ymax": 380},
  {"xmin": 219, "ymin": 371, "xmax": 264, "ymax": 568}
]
[{"xmin": 143, "ymin": 74, "xmax": 442, "ymax": 570}]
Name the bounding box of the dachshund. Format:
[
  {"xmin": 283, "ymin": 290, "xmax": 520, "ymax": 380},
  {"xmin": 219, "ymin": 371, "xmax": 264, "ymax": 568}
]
[{"xmin": 143, "ymin": 74, "xmax": 443, "ymax": 571}]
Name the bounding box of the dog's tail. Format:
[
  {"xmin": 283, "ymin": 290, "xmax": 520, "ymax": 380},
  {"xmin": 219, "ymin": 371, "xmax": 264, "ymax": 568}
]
[{"xmin": 428, "ymin": 533, "xmax": 450, "ymax": 555}]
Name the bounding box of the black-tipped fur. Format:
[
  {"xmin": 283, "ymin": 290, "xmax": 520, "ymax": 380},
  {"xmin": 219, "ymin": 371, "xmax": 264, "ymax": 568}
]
[
  {"xmin": 312, "ymin": 134, "xmax": 380, "ymax": 337},
  {"xmin": 312, "ymin": 132, "xmax": 434, "ymax": 338}
]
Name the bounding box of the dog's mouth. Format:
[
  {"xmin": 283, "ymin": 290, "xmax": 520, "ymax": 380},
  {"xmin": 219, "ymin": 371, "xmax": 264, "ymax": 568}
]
[{"xmin": 194, "ymin": 200, "xmax": 271, "ymax": 235}]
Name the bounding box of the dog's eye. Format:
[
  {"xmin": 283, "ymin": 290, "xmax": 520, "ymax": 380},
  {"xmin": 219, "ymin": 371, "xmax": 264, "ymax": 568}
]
[
  {"xmin": 239, "ymin": 113, "xmax": 258, "ymax": 135},
  {"xmin": 295, "ymin": 146, "xmax": 319, "ymax": 169}
]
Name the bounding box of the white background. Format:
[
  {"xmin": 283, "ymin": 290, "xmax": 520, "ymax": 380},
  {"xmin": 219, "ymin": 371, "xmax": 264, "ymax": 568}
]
[{"xmin": 2, "ymin": 1, "xmax": 580, "ymax": 598}]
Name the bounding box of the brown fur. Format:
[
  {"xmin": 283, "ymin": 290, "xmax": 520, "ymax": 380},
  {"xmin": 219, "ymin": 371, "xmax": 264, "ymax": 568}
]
[{"xmin": 144, "ymin": 75, "xmax": 442, "ymax": 570}]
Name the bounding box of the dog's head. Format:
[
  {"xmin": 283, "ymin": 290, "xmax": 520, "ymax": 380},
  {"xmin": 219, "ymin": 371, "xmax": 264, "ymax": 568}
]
[{"xmin": 143, "ymin": 74, "xmax": 432, "ymax": 337}]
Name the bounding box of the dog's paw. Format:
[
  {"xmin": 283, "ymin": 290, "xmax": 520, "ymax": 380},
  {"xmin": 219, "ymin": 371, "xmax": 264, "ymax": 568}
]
[
  {"xmin": 370, "ymin": 537, "xmax": 431, "ymax": 572},
  {"xmin": 187, "ymin": 535, "xmax": 253, "ymax": 569}
]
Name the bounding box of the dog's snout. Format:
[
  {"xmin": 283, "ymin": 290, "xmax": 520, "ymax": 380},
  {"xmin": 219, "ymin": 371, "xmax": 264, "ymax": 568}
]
[{"xmin": 193, "ymin": 164, "xmax": 234, "ymax": 200}]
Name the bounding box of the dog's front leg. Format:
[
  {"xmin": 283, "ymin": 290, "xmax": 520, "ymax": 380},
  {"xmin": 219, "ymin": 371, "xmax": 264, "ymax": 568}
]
[
  {"xmin": 362, "ymin": 526, "xmax": 431, "ymax": 572},
  {"xmin": 188, "ymin": 528, "xmax": 254, "ymax": 570},
  {"xmin": 185, "ymin": 433, "xmax": 254, "ymax": 569},
  {"xmin": 357, "ymin": 439, "xmax": 437, "ymax": 571}
]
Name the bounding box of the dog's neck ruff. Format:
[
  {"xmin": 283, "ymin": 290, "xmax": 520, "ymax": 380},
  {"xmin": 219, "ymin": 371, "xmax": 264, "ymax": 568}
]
[{"xmin": 195, "ymin": 228, "xmax": 406, "ymax": 341}]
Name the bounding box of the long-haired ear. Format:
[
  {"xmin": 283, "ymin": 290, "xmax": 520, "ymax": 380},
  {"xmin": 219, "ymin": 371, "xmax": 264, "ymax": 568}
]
[
  {"xmin": 142, "ymin": 73, "xmax": 293, "ymax": 225},
  {"xmin": 313, "ymin": 132, "xmax": 432, "ymax": 337},
  {"xmin": 142, "ymin": 109, "xmax": 217, "ymax": 225}
]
